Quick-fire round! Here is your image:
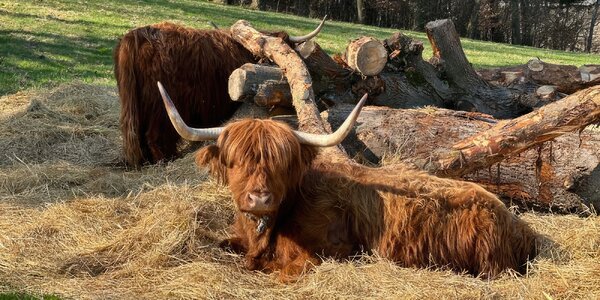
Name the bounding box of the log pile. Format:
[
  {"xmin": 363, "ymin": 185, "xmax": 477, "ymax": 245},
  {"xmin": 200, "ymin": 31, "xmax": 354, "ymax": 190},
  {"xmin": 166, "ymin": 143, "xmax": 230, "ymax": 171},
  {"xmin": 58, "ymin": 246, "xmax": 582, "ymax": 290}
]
[{"xmin": 227, "ymin": 18, "xmax": 600, "ymax": 214}]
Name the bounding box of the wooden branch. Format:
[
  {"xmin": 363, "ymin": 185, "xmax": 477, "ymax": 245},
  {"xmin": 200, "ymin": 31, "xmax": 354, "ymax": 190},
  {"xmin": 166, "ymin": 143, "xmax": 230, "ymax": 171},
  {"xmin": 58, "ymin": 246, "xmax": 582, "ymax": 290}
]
[
  {"xmin": 430, "ymin": 85, "xmax": 600, "ymax": 178},
  {"xmin": 344, "ymin": 36, "xmax": 387, "ymax": 76},
  {"xmin": 230, "ymin": 20, "xmax": 348, "ymax": 160},
  {"xmin": 231, "ymin": 20, "xmax": 325, "ymax": 134}
]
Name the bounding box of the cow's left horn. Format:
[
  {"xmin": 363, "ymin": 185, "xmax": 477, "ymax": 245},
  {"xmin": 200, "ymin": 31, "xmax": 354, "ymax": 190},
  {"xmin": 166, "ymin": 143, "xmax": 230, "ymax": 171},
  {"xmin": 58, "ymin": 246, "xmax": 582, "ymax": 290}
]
[
  {"xmin": 293, "ymin": 93, "xmax": 367, "ymax": 147},
  {"xmin": 157, "ymin": 81, "xmax": 223, "ymax": 141},
  {"xmin": 288, "ymin": 16, "xmax": 327, "ymax": 43}
]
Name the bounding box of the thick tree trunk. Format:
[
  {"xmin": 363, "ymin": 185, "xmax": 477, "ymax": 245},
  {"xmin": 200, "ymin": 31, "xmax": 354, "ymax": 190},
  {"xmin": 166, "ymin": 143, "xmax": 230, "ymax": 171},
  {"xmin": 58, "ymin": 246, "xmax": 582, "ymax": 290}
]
[
  {"xmin": 510, "ymin": 0, "xmax": 521, "ymax": 44},
  {"xmin": 323, "ymin": 85, "xmax": 600, "ymax": 213},
  {"xmin": 356, "ymin": 0, "xmax": 365, "ymax": 24}
]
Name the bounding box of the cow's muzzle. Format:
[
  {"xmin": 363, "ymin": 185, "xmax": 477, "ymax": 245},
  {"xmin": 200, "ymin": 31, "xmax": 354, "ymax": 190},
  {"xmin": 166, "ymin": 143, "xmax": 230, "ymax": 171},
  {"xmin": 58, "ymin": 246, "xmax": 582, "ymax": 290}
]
[{"xmin": 247, "ymin": 191, "xmax": 273, "ymax": 212}]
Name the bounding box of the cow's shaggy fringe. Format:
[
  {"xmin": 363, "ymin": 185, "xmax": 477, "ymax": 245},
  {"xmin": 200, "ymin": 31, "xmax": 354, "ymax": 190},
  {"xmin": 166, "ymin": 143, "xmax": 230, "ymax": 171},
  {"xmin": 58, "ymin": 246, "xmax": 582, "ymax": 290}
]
[{"xmin": 0, "ymin": 83, "xmax": 599, "ymax": 299}]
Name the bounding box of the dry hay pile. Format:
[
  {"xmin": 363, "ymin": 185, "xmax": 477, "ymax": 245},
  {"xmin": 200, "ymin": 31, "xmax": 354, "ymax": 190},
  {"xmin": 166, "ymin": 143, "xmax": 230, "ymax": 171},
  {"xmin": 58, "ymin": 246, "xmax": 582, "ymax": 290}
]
[{"xmin": 0, "ymin": 83, "xmax": 599, "ymax": 299}]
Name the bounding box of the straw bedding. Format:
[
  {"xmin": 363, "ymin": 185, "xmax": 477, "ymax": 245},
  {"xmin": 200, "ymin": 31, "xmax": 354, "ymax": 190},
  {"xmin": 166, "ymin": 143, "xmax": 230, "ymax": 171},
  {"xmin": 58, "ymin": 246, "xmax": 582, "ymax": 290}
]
[{"xmin": 0, "ymin": 83, "xmax": 598, "ymax": 299}]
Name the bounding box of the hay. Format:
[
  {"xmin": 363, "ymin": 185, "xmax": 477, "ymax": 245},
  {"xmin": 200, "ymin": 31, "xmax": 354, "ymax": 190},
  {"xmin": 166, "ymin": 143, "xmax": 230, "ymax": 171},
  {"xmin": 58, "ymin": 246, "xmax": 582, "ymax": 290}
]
[{"xmin": 0, "ymin": 83, "xmax": 599, "ymax": 299}]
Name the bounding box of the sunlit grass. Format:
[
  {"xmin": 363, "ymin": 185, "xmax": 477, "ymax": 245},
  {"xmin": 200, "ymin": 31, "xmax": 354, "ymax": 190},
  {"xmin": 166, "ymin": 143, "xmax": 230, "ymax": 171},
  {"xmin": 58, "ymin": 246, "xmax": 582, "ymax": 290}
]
[{"xmin": 1, "ymin": 0, "xmax": 599, "ymax": 95}]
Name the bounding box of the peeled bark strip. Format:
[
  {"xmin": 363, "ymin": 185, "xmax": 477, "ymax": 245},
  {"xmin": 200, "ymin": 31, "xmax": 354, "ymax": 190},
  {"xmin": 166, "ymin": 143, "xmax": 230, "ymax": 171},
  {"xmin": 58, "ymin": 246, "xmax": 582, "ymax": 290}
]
[
  {"xmin": 425, "ymin": 19, "xmax": 533, "ymax": 118},
  {"xmin": 345, "ymin": 36, "xmax": 388, "ymax": 76}
]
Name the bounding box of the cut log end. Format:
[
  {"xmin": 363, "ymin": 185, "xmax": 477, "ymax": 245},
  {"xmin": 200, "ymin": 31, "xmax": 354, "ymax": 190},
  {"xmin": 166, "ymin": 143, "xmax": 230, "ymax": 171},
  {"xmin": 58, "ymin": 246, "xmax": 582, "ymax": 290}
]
[
  {"xmin": 536, "ymin": 85, "xmax": 557, "ymax": 100},
  {"xmin": 228, "ymin": 68, "xmax": 249, "ymax": 101},
  {"xmin": 345, "ymin": 37, "xmax": 387, "ymax": 76},
  {"xmin": 528, "ymin": 59, "xmax": 544, "ymax": 72}
]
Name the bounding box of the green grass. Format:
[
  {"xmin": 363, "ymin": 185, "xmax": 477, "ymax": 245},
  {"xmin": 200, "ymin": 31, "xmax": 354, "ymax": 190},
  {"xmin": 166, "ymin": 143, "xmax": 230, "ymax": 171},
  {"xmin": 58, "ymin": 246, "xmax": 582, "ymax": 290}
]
[
  {"xmin": 1, "ymin": 0, "xmax": 599, "ymax": 96},
  {"xmin": 0, "ymin": 292, "xmax": 61, "ymax": 300}
]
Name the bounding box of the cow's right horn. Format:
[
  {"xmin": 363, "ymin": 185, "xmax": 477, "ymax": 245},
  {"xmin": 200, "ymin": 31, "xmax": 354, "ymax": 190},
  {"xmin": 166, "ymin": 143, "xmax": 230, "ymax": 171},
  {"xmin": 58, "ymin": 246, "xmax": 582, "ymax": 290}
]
[
  {"xmin": 293, "ymin": 93, "xmax": 368, "ymax": 147},
  {"xmin": 157, "ymin": 81, "xmax": 223, "ymax": 141},
  {"xmin": 288, "ymin": 16, "xmax": 327, "ymax": 43}
]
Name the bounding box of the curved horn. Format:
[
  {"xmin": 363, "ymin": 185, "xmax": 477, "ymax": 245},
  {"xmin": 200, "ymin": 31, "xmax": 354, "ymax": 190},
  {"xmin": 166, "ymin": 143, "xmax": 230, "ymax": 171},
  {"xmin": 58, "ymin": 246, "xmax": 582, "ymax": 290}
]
[
  {"xmin": 157, "ymin": 81, "xmax": 223, "ymax": 141},
  {"xmin": 294, "ymin": 93, "xmax": 368, "ymax": 147},
  {"xmin": 288, "ymin": 15, "xmax": 327, "ymax": 43}
]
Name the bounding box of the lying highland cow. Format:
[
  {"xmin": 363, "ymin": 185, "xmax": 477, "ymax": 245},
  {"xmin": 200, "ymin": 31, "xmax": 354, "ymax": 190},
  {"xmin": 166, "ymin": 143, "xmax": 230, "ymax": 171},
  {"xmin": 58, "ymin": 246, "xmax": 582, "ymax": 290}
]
[
  {"xmin": 157, "ymin": 82, "xmax": 538, "ymax": 280},
  {"xmin": 114, "ymin": 20, "xmax": 325, "ymax": 166}
]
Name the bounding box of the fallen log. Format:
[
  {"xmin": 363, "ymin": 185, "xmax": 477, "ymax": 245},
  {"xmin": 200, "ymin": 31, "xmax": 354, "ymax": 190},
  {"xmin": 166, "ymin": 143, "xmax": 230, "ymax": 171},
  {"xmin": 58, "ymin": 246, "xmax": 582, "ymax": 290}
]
[
  {"xmin": 228, "ymin": 19, "xmax": 596, "ymax": 121},
  {"xmin": 477, "ymin": 60, "xmax": 600, "ymax": 94},
  {"xmin": 431, "ymin": 86, "xmax": 600, "ymax": 178},
  {"xmin": 323, "ymin": 85, "xmax": 600, "ymax": 213}
]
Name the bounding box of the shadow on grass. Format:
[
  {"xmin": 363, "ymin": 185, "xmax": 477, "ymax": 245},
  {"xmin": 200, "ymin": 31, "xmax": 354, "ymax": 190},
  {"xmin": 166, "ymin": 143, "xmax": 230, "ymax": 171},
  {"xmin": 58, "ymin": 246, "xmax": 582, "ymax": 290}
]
[{"xmin": 0, "ymin": 27, "xmax": 117, "ymax": 95}]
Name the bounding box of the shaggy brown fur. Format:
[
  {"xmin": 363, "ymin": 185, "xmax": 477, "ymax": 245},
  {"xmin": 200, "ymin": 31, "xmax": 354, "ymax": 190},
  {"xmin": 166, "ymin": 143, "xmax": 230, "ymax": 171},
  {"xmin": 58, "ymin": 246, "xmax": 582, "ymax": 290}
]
[
  {"xmin": 196, "ymin": 119, "xmax": 539, "ymax": 281},
  {"xmin": 114, "ymin": 22, "xmax": 256, "ymax": 167}
]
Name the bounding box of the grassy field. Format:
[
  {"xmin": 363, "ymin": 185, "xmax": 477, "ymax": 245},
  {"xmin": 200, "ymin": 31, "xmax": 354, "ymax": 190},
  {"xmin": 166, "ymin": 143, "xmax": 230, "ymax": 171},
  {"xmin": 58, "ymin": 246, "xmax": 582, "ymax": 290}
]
[{"xmin": 1, "ymin": 0, "xmax": 600, "ymax": 96}]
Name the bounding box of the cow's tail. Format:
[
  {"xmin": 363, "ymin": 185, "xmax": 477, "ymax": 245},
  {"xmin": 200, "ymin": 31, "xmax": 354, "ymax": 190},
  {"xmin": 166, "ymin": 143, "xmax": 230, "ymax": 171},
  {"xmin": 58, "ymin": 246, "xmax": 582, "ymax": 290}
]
[{"xmin": 114, "ymin": 32, "xmax": 145, "ymax": 167}]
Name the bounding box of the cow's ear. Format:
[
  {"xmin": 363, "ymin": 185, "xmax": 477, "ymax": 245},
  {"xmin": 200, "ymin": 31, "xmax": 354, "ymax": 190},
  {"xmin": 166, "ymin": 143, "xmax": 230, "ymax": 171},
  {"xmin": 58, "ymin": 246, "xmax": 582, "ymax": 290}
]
[
  {"xmin": 196, "ymin": 145, "xmax": 219, "ymax": 167},
  {"xmin": 196, "ymin": 145, "xmax": 227, "ymax": 182}
]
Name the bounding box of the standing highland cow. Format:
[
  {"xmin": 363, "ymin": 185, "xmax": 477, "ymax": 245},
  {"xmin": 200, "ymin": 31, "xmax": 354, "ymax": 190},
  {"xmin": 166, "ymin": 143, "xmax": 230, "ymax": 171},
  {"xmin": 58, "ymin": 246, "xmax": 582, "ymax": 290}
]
[
  {"xmin": 114, "ymin": 20, "xmax": 325, "ymax": 166},
  {"xmin": 157, "ymin": 82, "xmax": 538, "ymax": 281}
]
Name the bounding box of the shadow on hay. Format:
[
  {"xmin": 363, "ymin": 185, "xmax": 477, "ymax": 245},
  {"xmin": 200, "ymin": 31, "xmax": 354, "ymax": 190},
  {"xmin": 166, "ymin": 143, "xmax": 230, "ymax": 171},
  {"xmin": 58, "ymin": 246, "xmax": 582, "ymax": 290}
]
[{"xmin": 0, "ymin": 83, "xmax": 210, "ymax": 206}]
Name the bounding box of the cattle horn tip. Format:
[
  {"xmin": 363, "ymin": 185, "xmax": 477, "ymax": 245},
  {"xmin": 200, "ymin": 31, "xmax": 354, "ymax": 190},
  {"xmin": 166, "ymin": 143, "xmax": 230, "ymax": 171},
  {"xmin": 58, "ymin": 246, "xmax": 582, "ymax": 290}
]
[{"xmin": 288, "ymin": 16, "xmax": 327, "ymax": 43}]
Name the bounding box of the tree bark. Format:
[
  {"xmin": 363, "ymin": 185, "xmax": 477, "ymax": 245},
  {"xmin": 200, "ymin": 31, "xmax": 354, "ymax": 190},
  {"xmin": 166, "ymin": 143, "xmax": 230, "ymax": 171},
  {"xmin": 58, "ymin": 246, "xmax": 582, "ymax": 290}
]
[
  {"xmin": 294, "ymin": 40, "xmax": 355, "ymax": 103},
  {"xmin": 429, "ymin": 85, "xmax": 600, "ymax": 178}
]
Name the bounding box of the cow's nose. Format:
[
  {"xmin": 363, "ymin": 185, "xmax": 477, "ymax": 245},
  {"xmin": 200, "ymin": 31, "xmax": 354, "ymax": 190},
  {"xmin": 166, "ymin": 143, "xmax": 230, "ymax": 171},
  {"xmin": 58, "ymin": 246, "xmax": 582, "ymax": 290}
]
[{"xmin": 247, "ymin": 191, "xmax": 273, "ymax": 210}]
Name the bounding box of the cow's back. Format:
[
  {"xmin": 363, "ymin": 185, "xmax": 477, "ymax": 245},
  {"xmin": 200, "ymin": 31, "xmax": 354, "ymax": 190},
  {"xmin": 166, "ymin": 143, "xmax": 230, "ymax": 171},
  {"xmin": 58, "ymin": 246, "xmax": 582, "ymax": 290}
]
[{"xmin": 114, "ymin": 22, "xmax": 256, "ymax": 166}]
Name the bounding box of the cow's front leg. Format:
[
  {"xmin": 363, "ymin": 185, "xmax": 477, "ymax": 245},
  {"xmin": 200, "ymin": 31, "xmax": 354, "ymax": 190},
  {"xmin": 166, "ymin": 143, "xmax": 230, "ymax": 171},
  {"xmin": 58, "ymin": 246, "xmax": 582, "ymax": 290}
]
[{"xmin": 219, "ymin": 236, "xmax": 247, "ymax": 254}]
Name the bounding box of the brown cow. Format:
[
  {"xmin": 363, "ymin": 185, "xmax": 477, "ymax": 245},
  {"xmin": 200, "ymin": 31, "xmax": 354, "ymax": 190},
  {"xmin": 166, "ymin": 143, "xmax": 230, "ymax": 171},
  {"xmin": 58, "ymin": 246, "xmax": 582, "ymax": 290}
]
[
  {"xmin": 114, "ymin": 20, "xmax": 325, "ymax": 167},
  {"xmin": 158, "ymin": 83, "xmax": 538, "ymax": 281}
]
